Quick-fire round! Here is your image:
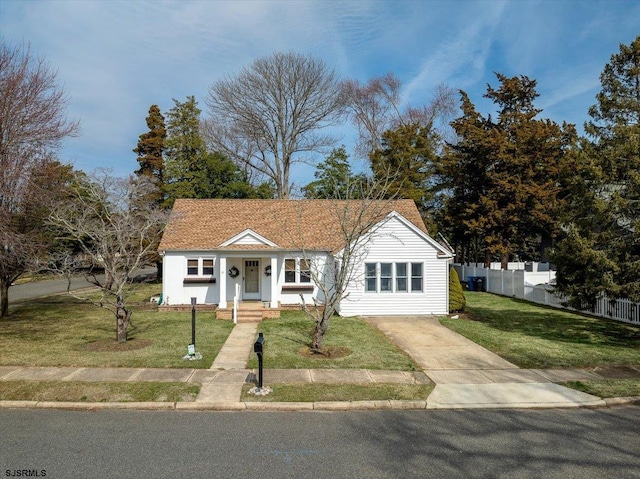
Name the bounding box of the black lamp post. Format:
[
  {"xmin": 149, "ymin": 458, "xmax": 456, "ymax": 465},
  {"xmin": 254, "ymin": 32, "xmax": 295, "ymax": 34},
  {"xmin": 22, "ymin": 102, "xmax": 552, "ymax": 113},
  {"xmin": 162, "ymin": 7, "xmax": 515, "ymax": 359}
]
[{"xmin": 190, "ymin": 297, "xmax": 197, "ymax": 353}]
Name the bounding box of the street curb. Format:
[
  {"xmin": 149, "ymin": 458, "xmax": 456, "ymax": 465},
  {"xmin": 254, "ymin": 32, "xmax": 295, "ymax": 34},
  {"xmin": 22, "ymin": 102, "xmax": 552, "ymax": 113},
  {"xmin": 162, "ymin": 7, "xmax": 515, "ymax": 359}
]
[{"xmin": 0, "ymin": 397, "xmax": 638, "ymax": 412}]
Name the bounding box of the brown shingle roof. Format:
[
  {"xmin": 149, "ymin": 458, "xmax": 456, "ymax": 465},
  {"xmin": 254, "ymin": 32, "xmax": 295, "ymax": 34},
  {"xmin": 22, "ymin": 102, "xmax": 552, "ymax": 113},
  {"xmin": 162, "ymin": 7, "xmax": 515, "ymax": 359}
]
[{"xmin": 158, "ymin": 199, "xmax": 427, "ymax": 252}]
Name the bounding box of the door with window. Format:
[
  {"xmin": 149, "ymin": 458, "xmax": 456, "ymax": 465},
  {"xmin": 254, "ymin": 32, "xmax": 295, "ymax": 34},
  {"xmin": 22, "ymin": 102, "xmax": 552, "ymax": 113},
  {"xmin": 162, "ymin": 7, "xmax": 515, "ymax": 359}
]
[{"xmin": 243, "ymin": 260, "xmax": 260, "ymax": 300}]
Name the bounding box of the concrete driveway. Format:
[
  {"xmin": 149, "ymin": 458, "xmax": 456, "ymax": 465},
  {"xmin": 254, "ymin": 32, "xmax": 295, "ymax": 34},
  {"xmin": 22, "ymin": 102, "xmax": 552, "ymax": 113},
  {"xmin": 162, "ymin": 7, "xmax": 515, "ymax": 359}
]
[
  {"xmin": 362, "ymin": 315, "xmax": 605, "ymax": 409},
  {"xmin": 363, "ymin": 315, "xmax": 516, "ymax": 370}
]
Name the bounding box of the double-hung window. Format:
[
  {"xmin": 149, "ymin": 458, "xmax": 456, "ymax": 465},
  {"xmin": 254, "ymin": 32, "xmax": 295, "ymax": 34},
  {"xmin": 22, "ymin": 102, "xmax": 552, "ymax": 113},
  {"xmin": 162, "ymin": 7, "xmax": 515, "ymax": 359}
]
[
  {"xmin": 285, "ymin": 258, "xmax": 313, "ymax": 284},
  {"xmin": 186, "ymin": 258, "xmax": 215, "ymax": 277},
  {"xmin": 364, "ymin": 261, "xmax": 424, "ymax": 293},
  {"xmin": 380, "ymin": 263, "xmax": 392, "ymax": 292},
  {"xmin": 411, "ymin": 262, "xmax": 423, "ymax": 292},
  {"xmin": 365, "ymin": 263, "xmax": 377, "ymax": 292},
  {"xmin": 396, "ymin": 263, "xmax": 408, "ymax": 292}
]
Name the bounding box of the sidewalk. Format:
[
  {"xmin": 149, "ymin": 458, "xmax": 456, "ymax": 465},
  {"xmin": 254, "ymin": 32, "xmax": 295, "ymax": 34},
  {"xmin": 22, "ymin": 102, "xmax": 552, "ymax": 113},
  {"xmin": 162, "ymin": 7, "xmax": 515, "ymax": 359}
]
[{"xmin": 1, "ymin": 315, "xmax": 639, "ymax": 411}]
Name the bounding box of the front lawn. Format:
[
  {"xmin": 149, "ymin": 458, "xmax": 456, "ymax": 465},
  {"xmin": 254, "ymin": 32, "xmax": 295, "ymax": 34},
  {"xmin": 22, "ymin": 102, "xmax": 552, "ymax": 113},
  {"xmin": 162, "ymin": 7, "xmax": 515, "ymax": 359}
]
[
  {"xmin": 441, "ymin": 292, "xmax": 640, "ymax": 369},
  {"xmin": 247, "ymin": 311, "xmax": 418, "ymax": 370},
  {"xmin": 0, "ymin": 380, "xmax": 200, "ymax": 402},
  {"xmin": 0, "ymin": 284, "xmax": 234, "ymax": 368}
]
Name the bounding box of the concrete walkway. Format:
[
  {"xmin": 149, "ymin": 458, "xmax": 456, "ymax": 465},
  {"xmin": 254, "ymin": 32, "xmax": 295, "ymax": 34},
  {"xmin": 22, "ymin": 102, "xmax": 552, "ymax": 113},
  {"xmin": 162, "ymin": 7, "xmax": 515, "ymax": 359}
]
[{"xmin": 198, "ymin": 322, "xmax": 260, "ymax": 402}]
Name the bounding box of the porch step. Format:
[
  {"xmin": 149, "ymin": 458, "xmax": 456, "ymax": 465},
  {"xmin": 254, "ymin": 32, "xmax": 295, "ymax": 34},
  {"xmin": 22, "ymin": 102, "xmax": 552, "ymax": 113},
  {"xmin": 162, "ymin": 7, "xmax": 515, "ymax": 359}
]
[{"xmin": 216, "ymin": 307, "xmax": 281, "ymax": 321}]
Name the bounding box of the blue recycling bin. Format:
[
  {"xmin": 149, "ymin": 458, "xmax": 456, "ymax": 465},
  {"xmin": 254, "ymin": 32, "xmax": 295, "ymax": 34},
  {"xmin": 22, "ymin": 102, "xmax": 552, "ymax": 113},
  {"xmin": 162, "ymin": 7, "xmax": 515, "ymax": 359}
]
[{"xmin": 467, "ymin": 276, "xmax": 475, "ymax": 291}]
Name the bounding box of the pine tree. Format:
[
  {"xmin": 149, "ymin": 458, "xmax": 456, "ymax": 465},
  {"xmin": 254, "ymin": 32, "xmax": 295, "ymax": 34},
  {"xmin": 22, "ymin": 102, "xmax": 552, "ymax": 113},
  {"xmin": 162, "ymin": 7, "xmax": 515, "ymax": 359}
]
[
  {"xmin": 303, "ymin": 147, "xmax": 366, "ymax": 199},
  {"xmin": 370, "ymin": 122, "xmax": 439, "ymax": 217},
  {"xmin": 554, "ymin": 36, "xmax": 640, "ymax": 306},
  {"xmin": 133, "ymin": 105, "xmax": 166, "ymax": 206},
  {"xmin": 439, "ymin": 75, "xmax": 577, "ymax": 267}
]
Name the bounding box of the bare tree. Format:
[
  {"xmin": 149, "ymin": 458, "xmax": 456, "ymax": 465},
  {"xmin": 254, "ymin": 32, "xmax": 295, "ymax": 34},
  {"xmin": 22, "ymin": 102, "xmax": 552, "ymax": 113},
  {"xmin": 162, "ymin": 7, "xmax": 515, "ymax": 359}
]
[
  {"xmin": 0, "ymin": 41, "xmax": 79, "ymax": 316},
  {"xmin": 49, "ymin": 171, "xmax": 169, "ymax": 343},
  {"xmin": 294, "ymin": 176, "xmax": 400, "ymax": 351},
  {"xmin": 205, "ymin": 51, "xmax": 345, "ymax": 199},
  {"xmin": 341, "ymin": 73, "xmax": 456, "ymax": 158}
]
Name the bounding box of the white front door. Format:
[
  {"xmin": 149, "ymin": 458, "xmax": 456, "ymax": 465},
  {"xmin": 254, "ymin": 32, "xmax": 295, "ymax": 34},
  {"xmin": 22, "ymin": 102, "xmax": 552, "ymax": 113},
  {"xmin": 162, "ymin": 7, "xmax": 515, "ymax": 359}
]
[{"xmin": 243, "ymin": 260, "xmax": 260, "ymax": 300}]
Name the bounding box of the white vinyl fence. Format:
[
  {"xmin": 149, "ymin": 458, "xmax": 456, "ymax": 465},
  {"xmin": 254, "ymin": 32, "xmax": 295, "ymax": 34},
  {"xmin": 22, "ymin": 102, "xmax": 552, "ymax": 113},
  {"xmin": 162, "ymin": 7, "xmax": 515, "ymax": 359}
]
[{"xmin": 453, "ymin": 264, "xmax": 640, "ymax": 325}]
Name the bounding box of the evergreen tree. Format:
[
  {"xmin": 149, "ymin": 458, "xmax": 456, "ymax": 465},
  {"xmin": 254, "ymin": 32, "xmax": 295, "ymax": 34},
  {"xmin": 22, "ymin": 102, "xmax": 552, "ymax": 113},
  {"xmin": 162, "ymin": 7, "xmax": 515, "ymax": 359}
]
[
  {"xmin": 554, "ymin": 36, "xmax": 640, "ymax": 306},
  {"xmin": 164, "ymin": 96, "xmax": 273, "ymax": 205},
  {"xmin": 133, "ymin": 105, "xmax": 166, "ymax": 206},
  {"xmin": 449, "ymin": 267, "xmax": 466, "ymax": 312},
  {"xmin": 303, "ymin": 147, "xmax": 367, "ymax": 199},
  {"xmin": 369, "ymin": 122, "xmax": 439, "ymax": 218},
  {"xmin": 439, "ymin": 75, "xmax": 577, "ymax": 267}
]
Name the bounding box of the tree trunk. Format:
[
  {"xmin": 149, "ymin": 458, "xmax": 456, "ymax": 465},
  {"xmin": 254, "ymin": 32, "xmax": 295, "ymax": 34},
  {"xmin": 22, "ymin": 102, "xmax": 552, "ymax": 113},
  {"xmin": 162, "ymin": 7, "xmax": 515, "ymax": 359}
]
[
  {"xmin": 105, "ymin": 270, "xmax": 114, "ymax": 291},
  {"xmin": 0, "ymin": 279, "xmax": 9, "ymax": 317},
  {"xmin": 501, "ymin": 252, "xmax": 509, "ymax": 270},
  {"xmin": 115, "ymin": 307, "xmax": 131, "ymax": 343},
  {"xmin": 311, "ymin": 317, "xmax": 330, "ymax": 352}
]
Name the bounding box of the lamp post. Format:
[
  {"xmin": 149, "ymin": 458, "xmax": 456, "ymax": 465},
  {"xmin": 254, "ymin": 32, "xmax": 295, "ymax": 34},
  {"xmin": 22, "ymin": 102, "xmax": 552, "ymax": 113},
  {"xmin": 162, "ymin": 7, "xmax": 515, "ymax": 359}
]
[{"xmin": 190, "ymin": 297, "xmax": 197, "ymax": 353}]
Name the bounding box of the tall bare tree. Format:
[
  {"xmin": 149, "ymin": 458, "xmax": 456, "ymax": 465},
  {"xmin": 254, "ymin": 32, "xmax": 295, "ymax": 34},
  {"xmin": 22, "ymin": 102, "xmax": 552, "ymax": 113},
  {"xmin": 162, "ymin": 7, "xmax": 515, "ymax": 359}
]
[
  {"xmin": 49, "ymin": 171, "xmax": 169, "ymax": 343},
  {"xmin": 205, "ymin": 52, "xmax": 344, "ymax": 198},
  {"xmin": 0, "ymin": 41, "xmax": 79, "ymax": 316},
  {"xmin": 341, "ymin": 73, "xmax": 456, "ymax": 158},
  {"xmin": 295, "ymin": 176, "xmax": 400, "ymax": 351}
]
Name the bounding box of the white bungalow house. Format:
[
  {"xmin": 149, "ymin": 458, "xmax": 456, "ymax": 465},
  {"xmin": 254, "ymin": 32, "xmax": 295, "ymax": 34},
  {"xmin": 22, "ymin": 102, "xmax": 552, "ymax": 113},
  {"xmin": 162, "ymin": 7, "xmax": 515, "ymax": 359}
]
[{"xmin": 158, "ymin": 199, "xmax": 453, "ymax": 318}]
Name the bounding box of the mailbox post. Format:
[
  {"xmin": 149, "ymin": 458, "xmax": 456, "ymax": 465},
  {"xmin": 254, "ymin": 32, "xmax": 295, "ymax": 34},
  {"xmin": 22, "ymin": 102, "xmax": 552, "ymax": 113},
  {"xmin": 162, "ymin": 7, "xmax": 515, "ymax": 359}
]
[{"xmin": 253, "ymin": 332, "xmax": 265, "ymax": 389}]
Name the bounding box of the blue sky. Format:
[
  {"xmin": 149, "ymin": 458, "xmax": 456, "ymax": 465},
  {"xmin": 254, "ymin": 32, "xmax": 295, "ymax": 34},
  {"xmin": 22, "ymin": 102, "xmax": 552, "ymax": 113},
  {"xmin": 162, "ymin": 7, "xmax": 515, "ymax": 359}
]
[{"xmin": 1, "ymin": 0, "xmax": 638, "ymax": 187}]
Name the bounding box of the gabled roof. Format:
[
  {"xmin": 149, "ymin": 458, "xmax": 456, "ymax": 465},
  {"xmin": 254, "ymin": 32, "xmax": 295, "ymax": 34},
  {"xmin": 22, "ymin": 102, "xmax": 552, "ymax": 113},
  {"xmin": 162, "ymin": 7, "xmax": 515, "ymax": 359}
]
[{"xmin": 158, "ymin": 198, "xmax": 429, "ymax": 252}]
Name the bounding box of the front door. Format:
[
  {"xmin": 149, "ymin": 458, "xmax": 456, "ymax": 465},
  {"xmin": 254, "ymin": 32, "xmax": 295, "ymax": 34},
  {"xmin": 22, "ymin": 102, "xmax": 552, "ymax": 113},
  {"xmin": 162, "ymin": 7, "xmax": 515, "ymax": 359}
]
[{"xmin": 243, "ymin": 260, "xmax": 260, "ymax": 300}]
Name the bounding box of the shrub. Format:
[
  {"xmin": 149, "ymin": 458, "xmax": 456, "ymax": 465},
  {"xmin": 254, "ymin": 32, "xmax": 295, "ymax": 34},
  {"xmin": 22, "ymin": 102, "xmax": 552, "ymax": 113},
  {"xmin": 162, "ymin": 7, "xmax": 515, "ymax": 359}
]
[{"xmin": 449, "ymin": 267, "xmax": 466, "ymax": 312}]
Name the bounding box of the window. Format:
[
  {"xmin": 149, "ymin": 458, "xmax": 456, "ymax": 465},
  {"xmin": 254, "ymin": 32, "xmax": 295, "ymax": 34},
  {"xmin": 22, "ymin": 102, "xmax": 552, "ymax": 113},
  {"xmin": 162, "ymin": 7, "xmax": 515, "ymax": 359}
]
[
  {"xmin": 186, "ymin": 258, "xmax": 215, "ymax": 276},
  {"xmin": 202, "ymin": 259, "xmax": 214, "ymax": 276},
  {"xmin": 396, "ymin": 263, "xmax": 407, "ymax": 292},
  {"xmin": 365, "ymin": 263, "xmax": 377, "ymax": 292},
  {"xmin": 284, "ymin": 259, "xmax": 296, "ymax": 283},
  {"xmin": 380, "ymin": 263, "xmax": 392, "ymax": 292},
  {"xmin": 364, "ymin": 262, "xmax": 423, "ymax": 293},
  {"xmin": 300, "ymin": 259, "xmax": 311, "ymax": 283},
  {"xmin": 411, "ymin": 263, "xmax": 423, "ymax": 292},
  {"xmin": 187, "ymin": 259, "xmax": 199, "ymax": 276}
]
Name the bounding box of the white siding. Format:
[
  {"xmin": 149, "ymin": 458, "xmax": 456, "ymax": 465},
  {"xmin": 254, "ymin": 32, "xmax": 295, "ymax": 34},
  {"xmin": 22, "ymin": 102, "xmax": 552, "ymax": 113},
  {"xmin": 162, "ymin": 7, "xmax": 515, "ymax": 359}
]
[
  {"xmin": 338, "ymin": 216, "xmax": 450, "ymax": 316},
  {"xmin": 162, "ymin": 251, "xmax": 219, "ymax": 305}
]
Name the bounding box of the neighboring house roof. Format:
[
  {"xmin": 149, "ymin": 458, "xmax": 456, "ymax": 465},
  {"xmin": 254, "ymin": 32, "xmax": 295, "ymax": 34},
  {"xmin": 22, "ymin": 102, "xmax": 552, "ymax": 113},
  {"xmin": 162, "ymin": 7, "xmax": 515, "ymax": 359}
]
[{"xmin": 158, "ymin": 198, "xmax": 430, "ymax": 253}]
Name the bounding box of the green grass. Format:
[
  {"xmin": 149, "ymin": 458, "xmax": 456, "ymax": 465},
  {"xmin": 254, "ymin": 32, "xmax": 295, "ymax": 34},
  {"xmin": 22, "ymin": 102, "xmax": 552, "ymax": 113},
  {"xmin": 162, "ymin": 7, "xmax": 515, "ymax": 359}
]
[
  {"xmin": 441, "ymin": 292, "xmax": 640, "ymax": 369},
  {"xmin": 0, "ymin": 284, "xmax": 234, "ymax": 368},
  {"xmin": 241, "ymin": 383, "xmax": 433, "ymax": 402},
  {"xmin": 565, "ymin": 379, "xmax": 640, "ymax": 398},
  {"xmin": 247, "ymin": 311, "xmax": 418, "ymax": 370},
  {"xmin": 0, "ymin": 380, "xmax": 200, "ymax": 402}
]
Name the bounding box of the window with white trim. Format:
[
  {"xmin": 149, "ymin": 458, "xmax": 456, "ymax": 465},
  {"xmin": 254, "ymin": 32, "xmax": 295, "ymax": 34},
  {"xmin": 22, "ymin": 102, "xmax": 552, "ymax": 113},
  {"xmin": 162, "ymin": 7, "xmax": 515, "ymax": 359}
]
[
  {"xmin": 300, "ymin": 259, "xmax": 311, "ymax": 283},
  {"xmin": 364, "ymin": 261, "xmax": 424, "ymax": 293},
  {"xmin": 365, "ymin": 263, "xmax": 377, "ymax": 292},
  {"xmin": 411, "ymin": 262, "xmax": 423, "ymax": 292},
  {"xmin": 396, "ymin": 263, "xmax": 408, "ymax": 292},
  {"xmin": 380, "ymin": 263, "xmax": 392, "ymax": 292},
  {"xmin": 186, "ymin": 258, "xmax": 215, "ymax": 276},
  {"xmin": 284, "ymin": 258, "xmax": 312, "ymax": 284}
]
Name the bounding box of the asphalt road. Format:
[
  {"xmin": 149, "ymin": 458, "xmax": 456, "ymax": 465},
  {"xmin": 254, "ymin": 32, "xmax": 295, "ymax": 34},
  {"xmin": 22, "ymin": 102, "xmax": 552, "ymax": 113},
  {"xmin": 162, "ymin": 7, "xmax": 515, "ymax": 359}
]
[
  {"xmin": 8, "ymin": 267, "xmax": 157, "ymax": 303},
  {"xmin": 2, "ymin": 406, "xmax": 639, "ymax": 479}
]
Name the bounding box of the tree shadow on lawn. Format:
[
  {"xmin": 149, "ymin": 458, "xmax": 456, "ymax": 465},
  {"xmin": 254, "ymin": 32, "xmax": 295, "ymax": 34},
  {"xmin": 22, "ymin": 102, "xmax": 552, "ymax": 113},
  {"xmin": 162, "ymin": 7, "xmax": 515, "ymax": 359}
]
[{"xmin": 468, "ymin": 298, "xmax": 640, "ymax": 349}]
